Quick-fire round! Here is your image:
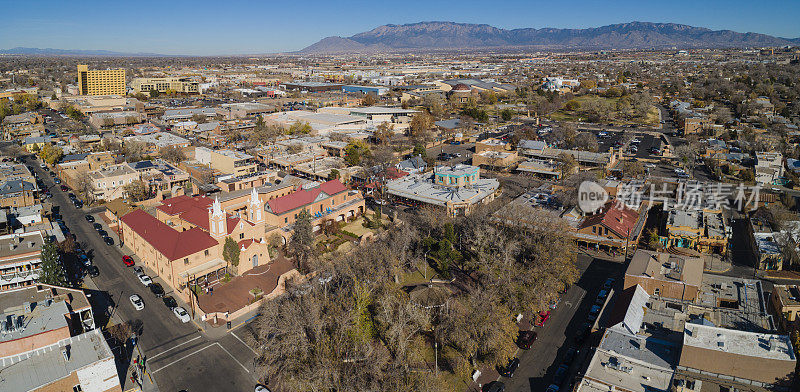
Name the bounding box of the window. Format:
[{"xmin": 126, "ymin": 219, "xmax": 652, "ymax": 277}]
[
  {"xmin": 654, "ymin": 288, "xmax": 661, "ymax": 296},
  {"xmin": 239, "ymin": 233, "xmax": 244, "ymax": 240},
  {"xmin": 184, "ymin": 258, "xmax": 189, "ymax": 265},
  {"xmin": 204, "ymin": 250, "xmax": 209, "ymax": 256},
  {"xmin": 73, "ymin": 386, "xmax": 83, "ymax": 392},
  {"xmin": 685, "ymin": 380, "xmax": 696, "ymax": 390},
  {"xmin": 284, "ymin": 217, "xmax": 288, "ymax": 223},
  {"xmin": 592, "ymin": 226, "xmax": 596, "ymax": 234}
]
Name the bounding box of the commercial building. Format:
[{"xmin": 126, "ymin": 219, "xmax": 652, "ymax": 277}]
[
  {"xmin": 282, "ymin": 81, "xmax": 343, "ymax": 92},
  {"xmin": 130, "ymin": 77, "xmax": 200, "ymax": 95},
  {"xmin": 195, "ymin": 147, "xmax": 258, "ymax": 177},
  {"xmin": 77, "ymin": 64, "xmax": 126, "ymax": 96},
  {"xmin": 660, "ymin": 206, "xmax": 730, "ymax": 256},
  {"xmin": 770, "ymin": 284, "xmax": 800, "ymax": 330},
  {"xmin": 162, "ymin": 108, "xmax": 219, "ymax": 122},
  {"xmin": 625, "ymin": 250, "xmax": 704, "ymax": 301},
  {"xmin": 675, "ymin": 323, "xmax": 795, "ymax": 391},
  {"xmin": 341, "ymin": 85, "xmax": 389, "ymax": 96},
  {"xmin": 263, "ymin": 179, "xmax": 365, "ymax": 232},
  {"xmin": 0, "ymin": 284, "xmax": 119, "ymax": 392},
  {"xmin": 386, "ymin": 164, "xmax": 500, "ymax": 216},
  {"xmin": 0, "ymin": 231, "xmax": 45, "ymax": 291},
  {"xmin": 575, "ymin": 201, "xmax": 641, "ymax": 254},
  {"xmin": 87, "ymin": 163, "xmax": 139, "ymax": 201},
  {"xmin": 0, "ymin": 178, "xmax": 37, "ymax": 208},
  {"xmin": 2, "ymin": 112, "xmax": 44, "ymax": 140}
]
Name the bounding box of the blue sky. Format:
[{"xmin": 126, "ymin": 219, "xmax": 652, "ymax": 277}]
[{"xmin": 0, "ymin": 0, "xmax": 798, "ymax": 55}]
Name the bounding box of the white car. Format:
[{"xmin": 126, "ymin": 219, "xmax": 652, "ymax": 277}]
[
  {"xmin": 645, "ymin": 163, "xmax": 656, "ymax": 168},
  {"xmin": 129, "ymin": 294, "xmax": 145, "ymax": 311},
  {"xmin": 173, "ymin": 306, "xmax": 191, "ymax": 323},
  {"xmin": 255, "ymin": 386, "xmax": 272, "ymax": 392},
  {"xmin": 138, "ymin": 274, "xmax": 153, "ymax": 286}
]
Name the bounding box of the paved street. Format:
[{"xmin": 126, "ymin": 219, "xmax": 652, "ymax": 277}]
[
  {"xmin": 27, "ymin": 156, "xmax": 260, "ymax": 392},
  {"xmin": 502, "ymin": 254, "xmax": 627, "ymax": 392}
]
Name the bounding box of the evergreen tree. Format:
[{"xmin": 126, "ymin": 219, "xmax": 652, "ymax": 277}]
[
  {"xmin": 38, "ymin": 240, "xmax": 66, "ymax": 286},
  {"xmin": 222, "ymin": 236, "xmax": 241, "ymax": 270}
]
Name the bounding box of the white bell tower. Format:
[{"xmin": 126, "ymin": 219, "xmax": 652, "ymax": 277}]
[
  {"xmin": 209, "ymin": 196, "xmax": 227, "ymax": 238},
  {"xmin": 249, "ymin": 188, "xmax": 263, "ymax": 224}
]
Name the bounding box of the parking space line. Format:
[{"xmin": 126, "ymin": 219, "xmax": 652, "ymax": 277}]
[
  {"xmin": 216, "ymin": 342, "xmax": 251, "ymax": 373},
  {"xmin": 150, "ymin": 343, "xmax": 215, "ymax": 374},
  {"xmin": 230, "ymin": 330, "xmax": 257, "ymax": 355},
  {"xmin": 148, "ymin": 335, "xmax": 202, "ymax": 360}
]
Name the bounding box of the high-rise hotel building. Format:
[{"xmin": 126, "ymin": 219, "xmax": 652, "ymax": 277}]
[{"xmin": 77, "ymin": 64, "xmax": 126, "ymax": 96}]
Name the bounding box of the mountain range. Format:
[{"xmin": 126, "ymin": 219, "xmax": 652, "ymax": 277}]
[
  {"xmin": 0, "ymin": 47, "xmax": 167, "ymax": 56},
  {"xmin": 300, "ymin": 21, "xmax": 800, "ymax": 53}
]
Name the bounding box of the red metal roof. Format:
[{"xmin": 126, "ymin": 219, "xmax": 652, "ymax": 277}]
[
  {"xmin": 121, "ymin": 209, "xmax": 218, "ymax": 261},
  {"xmin": 578, "ymin": 201, "xmax": 639, "ymax": 239},
  {"xmin": 266, "ymin": 179, "xmax": 347, "ymax": 215},
  {"xmin": 157, "ymin": 195, "xmax": 214, "ymax": 231}
]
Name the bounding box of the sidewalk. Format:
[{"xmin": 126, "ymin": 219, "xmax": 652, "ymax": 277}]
[{"xmin": 122, "ymin": 343, "xmax": 159, "ymax": 392}]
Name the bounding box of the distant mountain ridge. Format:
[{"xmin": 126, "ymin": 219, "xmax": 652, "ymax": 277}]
[
  {"xmin": 300, "ymin": 21, "xmax": 800, "ymax": 53},
  {"xmin": 0, "ymin": 47, "xmax": 167, "ymax": 56}
]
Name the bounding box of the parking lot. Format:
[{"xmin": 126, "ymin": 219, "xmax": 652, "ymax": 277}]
[{"xmin": 501, "ymin": 255, "xmax": 626, "ymax": 392}]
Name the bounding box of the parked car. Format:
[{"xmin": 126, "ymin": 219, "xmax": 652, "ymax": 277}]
[
  {"xmin": 79, "ymin": 254, "xmax": 91, "ymax": 267},
  {"xmin": 93, "ymin": 223, "xmax": 102, "ymax": 231},
  {"xmin": 129, "ymin": 294, "xmax": 145, "ymax": 311},
  {"xmin": 85, "ymin": 214, "xmax": 95, "ymax": 223},
  {"xmin": 103, "ymin": 236, "xmax": 114, "ymax": 246},
  {"xmin": 54, "ymin": 178, "xmax": 61, "ymax": 184},
  {"xmin": 553, "ymin": 364, "xmax": 569, "ymax": 386},
  {"xmin": 149, "ymin": 283, "xmax": 165, "ymax": 298},
  {"xmin": 86, "ymin": 265, "xmax": 100, "ymax": 277},
  {"xmin": 535, "ymin": 310, "xmax": 551, "ymax": 327},
  {"xmin": 122, "ymin": 255, "xmax": 135, "ymax": 267},
  {"xmin": 575, "ymin": 322, "xmax": 591, "ymax": 343},
  {"xmin": 545, "ymin": 385, "xmax": 560, "ymax": 392},
  {"xmin": 72, "ymin": 200, "xmax": 83, "ymax": 208},
  {"xmin": 516, "ymin": 330, "xmax": 537, "ymax": 350},
  {"xmin": 254, "ymin": 386, "xmax": 272, "ymax": 392},
  {"xmin": 97, "ymin": 229, "xmax": 107, "ymax": 237},
  {"xmin": 61, "ymin": 185, "xmax": 69, "ymax": 192},
  {"xmin": 173, "ymin": 306, "xmax": 191, "ymax": 323},
  {"xmin": 497, "ymin": 357, "xmax": 520, "ymax": 378},
  {"xmin": 133, "ymin": 266, "xmax": 144, "ymax": 276},
  {"xmin": 595, "ymin": 290, "xmax": 608, "ymax": 304},
  {"xmin": 563, "ymin": 347, "xmax": 578, "ymax": 364},
  {"xmin": 587, "ymin": 305, "xmax": 601, "ymax": 323},
  {"xmin": 483, "ymin": 381, "xmax": 505, "ymax": 392},
  {"xmin": 157, "ymin": 294, "xmax": 175, "ymax": 308},
  {"xmin": 138, "ymin": 274, "xmax": 153, "ymax": 286}
]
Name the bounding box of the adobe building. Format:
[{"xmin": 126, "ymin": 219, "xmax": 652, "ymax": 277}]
[{"xmin": 625, "ymin": 250, "xmax": 704, "ymax": 301}]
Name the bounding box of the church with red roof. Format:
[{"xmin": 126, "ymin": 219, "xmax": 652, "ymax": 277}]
[
  {"xmin": 119, "ymin": 179, "xmax": 365, "ymax": 304},
  {"xmin": 120, "ymin": 188, "xmax": 271, "ymax": 302}
]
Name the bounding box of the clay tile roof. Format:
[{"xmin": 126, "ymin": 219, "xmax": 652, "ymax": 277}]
[
  {"xmin": 266, "ymin": 179, "xmax": 348, "ymax": 215},
  {"xmin": 238, "ymin": 239, "xmax": 254, "ymax": 250},
  {"xmin": 453, "ymin": 83, "xmax": 471, "ymax": 91},
  {"xmin": 579, "ymin": 201, "xmax": 639, "ymax": 238},
  {"xmin": 120, "ymin": 209, "xmax": 218, "ymax": 261}
]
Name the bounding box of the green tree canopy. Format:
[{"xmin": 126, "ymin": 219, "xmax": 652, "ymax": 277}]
[
  {"xmin": 223, "ymin": 236, "xmax": 241, "ymax": 268},
  {"xmin": 38, "ymin": 240, "xmax": 66, "ymax": 286}
]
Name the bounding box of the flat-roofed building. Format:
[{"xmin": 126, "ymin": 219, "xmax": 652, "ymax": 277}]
[
  {"xmin": 0, "ymin": 231, "xmax": 45, "ymax": 291},
  {"xmin": 676, "ymin": 323, "xmax": 796, "ymax": 390},
  {"xmin": 770, "ymin": 284, "xmax": 800, "ymax": 330},
  {"xmin": 386, "ymin": 164, "xmax": 499, "ymax": 216},
  {"xmin": 625, "ymin": 250, "xmax": 704, "ymax": 301},
  {"xmin": 0, "ymin": 328, "xmax": 120, "ymax": 392},
  {"xmin": 130, "ymin": 76, "xmax": 200, "ymax": 95},
  {"xmin": 87, "ymin": 163, "xmax": 139, "ymax": 201},
  {"xmin": 195, "ymin": 147, "xmax": 258, "ymax": 177},
  {"xmin": 77, "ymin": 64, "xmax": 126, "ymax": 96}
]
